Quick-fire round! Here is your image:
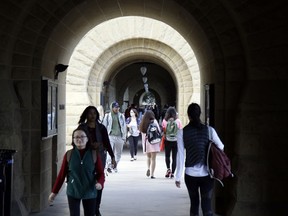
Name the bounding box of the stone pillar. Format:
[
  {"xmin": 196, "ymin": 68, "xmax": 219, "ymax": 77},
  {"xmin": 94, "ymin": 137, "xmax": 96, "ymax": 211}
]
[
  {"xmin": 233, "ymin": 80, "xmax": 288, "ymax": 216},
  {"xmin": 0, "ymin": 80, "xmax": 28, "ymax": 215}
]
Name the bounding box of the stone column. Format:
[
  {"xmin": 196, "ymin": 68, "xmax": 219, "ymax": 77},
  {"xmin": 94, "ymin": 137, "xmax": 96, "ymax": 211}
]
[{"xmin": 0, "ymin": 80, "xmax": 28, "ymax": 215}]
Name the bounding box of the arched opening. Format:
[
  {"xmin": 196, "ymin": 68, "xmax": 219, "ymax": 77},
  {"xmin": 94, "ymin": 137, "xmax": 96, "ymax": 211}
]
[
  {"xmin": 112, "ymin": 62, "xmax": 176, "ymax": 110},
  {"xmin": 65, "ymin": 16, "xmax": 201, "ymax": 143},
  {"xmin": 140, "ymin": 92, "xmax": 156, "ymax": 106}
]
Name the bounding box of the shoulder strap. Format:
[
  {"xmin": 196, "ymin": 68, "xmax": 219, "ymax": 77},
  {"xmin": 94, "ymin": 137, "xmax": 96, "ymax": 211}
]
[
  {"xmin": 101, "ymin": 114, "xmax": 105, "ymax": 124},
  {"xmin": 207, "ymin": 126, "xmax": 212, "ymax": 140},
  {"xmin": 206, "ymin": 125, "xmax": 213, "ymax": 175},
  {"xmin": 102, "ymin": 113, "xmax": 109, "ymax": 125},
  {"xmin": 66, "ymin": 149, "xmax": 73, "ymax": 163}
]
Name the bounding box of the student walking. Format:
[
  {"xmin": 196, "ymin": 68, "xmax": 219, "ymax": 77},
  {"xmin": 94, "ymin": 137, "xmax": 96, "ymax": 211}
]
[
  {"xmin": 78, "ymin": 106, "xmax": 116, "ymax": 216},
  {"xmin": 48, "ymin": 126, "xmax": 105, "ymax": 216},
  {"xmin": 162, "ymin": 106, "xmax": 182, "ymax": 178},
  {"xmin": 175, "ymin": 103, "xmax": 224, "ymax": 216},
  {"xmin": 139, "ymin": 110, "xmax": 161, "ymax": 179},
  {"xmin": 126, "ymin": 108, "xmax": 140, "ymax": 161},
  {"xmin": 102, "ymin": 101, "xmax": 126, "ymax": 172}
]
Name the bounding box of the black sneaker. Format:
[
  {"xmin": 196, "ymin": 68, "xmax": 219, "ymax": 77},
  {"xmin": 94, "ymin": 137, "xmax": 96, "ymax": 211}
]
[
  {"xmin": 95, "ymin": 208, "xmax": 102, "ymax": 216},
  {"xmin": 165, "ymin": 169, "xmax": 171, "ymax": 178}
]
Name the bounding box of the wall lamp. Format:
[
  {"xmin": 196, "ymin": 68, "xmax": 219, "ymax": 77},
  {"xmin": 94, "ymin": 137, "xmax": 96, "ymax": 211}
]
[
  {"xmin": 142, "ymin": 76, "xmax": 148, "ymax": 83},
  {"xmin": 54, "ymin": 64, "xmax": 68, "ymax": 80}
]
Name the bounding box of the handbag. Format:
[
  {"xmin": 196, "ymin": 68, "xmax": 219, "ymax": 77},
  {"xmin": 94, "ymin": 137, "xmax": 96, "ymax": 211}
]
[
  {"xmin": 207, "ymin": 126, "xmax": 233, "ymax": 186},
  {"xmin": 160, "ymin": 136, "xmax": 165, "ymax": 151}
]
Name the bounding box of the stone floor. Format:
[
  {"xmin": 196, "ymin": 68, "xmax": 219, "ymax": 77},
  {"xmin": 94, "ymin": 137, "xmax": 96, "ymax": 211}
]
[{"xmin": 30, "ymin": 146, "xmax": 217, "ymax": 216}]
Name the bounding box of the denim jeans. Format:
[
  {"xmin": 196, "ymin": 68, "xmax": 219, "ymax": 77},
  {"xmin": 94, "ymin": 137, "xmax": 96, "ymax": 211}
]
[{"xmin": 184, "ymin": 174, "xmax": 214, "ymax": 216}]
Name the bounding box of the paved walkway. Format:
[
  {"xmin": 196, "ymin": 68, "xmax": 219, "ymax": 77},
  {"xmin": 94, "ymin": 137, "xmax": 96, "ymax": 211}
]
[{"xmin": 31, "ymin": 147, "xmax": 192, "ymax": 216}]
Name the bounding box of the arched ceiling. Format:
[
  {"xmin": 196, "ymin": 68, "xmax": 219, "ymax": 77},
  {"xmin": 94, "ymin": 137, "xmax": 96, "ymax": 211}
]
[
  {"xmin": 115, "ymin": 62, "xmax": 176, "ymax": 108},
  {"xmin": 7, "ymin": 0, "xmax": 243, "ymax": 88},
  {"xmin": 36, "ymin": 0, "xmax": 245, "ymax": 136},
  {"xmin": 65, "ymin": 16, "xmax": 201, "ymax": 126},
  {"xmin": 44, "ymin": 0, "xmax": 215, "ymax": 74}
]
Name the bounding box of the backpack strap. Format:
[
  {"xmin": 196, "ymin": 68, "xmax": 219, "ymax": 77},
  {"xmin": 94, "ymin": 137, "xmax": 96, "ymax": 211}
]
[
  {"xmin": 66, "ymin": 149, "xmax": 73, "ymax": 163},
  {"xmin": 207, "ymin": 126, "xmax": 212, "ymax": 140},
  {"xmin": 206, "ymin": 126, "xmax": 214, "ymax": 178},
  {"xmin": 101, "ymin": 112, "xmax": 109, "ymax": 126}
]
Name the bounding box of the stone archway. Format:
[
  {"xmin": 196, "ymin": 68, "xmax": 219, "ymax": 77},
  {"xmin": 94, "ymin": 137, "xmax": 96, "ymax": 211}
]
[{"xmin": 66, "ymin": 16, "xmax": 201, "ymax": 142}]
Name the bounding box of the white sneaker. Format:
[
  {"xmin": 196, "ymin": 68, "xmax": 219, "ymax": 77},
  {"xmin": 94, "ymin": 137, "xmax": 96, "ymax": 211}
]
[
  {"xmin": 134, "ymin": 156, "xmax": 137, "ymax": 160},
  {"xmin": 130, "ymin": 158, "xmax": 134, "ymax": 161},
  {"xmin": 113, "ymin": 168, "xmax": 118, "ymax": 173}
]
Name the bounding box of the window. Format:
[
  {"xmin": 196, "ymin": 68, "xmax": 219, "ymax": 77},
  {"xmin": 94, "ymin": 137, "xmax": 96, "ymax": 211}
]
[{"xmin": 41, "ymin": 78, "xmax": 58, "ymax": 138}]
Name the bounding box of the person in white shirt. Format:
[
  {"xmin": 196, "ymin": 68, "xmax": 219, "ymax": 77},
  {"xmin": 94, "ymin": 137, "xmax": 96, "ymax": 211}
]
[
  {"xmin": 175, "ymin": 103, "xmax": 224, "ymax": 216},
  {"xmin": 126, "ymin": 108, "xmax": 140, "ymax": 161}
]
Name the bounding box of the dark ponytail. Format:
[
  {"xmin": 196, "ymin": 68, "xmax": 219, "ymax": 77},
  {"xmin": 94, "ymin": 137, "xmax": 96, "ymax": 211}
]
[{"xmin": 187, "ymin": 103, "xmax": 201, "ymax": 128}]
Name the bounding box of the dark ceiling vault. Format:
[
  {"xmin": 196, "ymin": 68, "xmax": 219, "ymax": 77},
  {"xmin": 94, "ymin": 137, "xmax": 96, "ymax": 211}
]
[{"xmin": 114, "ymin": 62, "xmax": 176, "ymax": 107}]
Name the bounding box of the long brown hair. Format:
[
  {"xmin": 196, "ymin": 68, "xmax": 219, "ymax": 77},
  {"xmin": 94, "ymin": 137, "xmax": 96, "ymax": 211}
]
[
  {"xmin": 139, "ymin": 110, "xmax": 155, "ymax": 133},
  {"xmin": 164, "ymin": 106, "xmax": 177, "ymax": 121},
  {"xmin": 78, "ymin": 106, "xmax": 100, "ymax": 124}
]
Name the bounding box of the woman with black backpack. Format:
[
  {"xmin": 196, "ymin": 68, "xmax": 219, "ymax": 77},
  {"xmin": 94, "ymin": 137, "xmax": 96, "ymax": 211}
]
[{"xmin": 139, "ymin": 110, "xmax": 161, "ymax": 179}]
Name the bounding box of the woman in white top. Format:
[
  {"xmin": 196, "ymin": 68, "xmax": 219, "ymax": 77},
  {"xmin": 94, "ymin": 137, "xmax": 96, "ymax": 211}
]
[
  {"xmin": 126, "ymin": 108, "xmax": 140, "ymax": 161},
  {"xmin": 175, "ymin": 103, "xmax": 224, "ymax": 216}
]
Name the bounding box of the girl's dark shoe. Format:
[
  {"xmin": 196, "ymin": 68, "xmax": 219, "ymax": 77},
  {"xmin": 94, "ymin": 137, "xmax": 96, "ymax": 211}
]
[
  {"xmin": 96, "ymin": 209, "xmax": 102, "ymax": 216},
  {"xmin": 165, "ymin": 169, "xmax": 171, "ymax": 178}
]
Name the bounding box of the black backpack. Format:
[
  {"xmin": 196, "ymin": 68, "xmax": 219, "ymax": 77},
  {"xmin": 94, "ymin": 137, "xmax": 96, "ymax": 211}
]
[{"xmin": 146, "ymin": 120, "xmax": 161, "ymax": 144}]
